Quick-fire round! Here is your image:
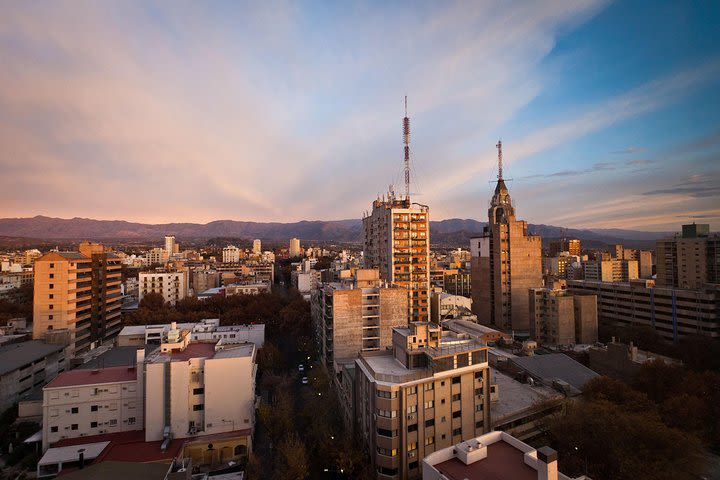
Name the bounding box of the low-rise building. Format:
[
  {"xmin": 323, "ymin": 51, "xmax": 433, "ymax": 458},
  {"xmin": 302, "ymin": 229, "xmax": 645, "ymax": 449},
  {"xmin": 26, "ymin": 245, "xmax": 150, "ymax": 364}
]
[
  {"xmin": 0, "ymin": 340, "xmax": 67, "ymax": 411},
  {"xmin": 117, "ymin": 319, "xmax": 264, "ymax": 348}
]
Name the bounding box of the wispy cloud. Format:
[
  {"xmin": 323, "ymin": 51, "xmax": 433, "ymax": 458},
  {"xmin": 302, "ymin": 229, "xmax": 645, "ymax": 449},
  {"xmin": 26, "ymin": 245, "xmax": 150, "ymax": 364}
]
[{"xmin": 612, "ymin": 146, "xmax": 646, "ymax": 154}]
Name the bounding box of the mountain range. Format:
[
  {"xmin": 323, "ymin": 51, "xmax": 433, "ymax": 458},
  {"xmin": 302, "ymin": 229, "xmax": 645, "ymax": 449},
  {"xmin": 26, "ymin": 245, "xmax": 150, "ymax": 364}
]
[{"xmin": 0, "ymin": 216, "xmax": 673, "ymax": 248}]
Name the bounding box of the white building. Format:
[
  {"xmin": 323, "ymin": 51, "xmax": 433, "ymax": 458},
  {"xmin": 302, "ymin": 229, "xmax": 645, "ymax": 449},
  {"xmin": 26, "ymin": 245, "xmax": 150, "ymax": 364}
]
[
  {"xmin": 139, "ymin": 270, "xmax": 188, "ymax": 305},
  {"xmin": 164, "ymin": 235, "xmax": 177, "ymax": 257},
  {"xmin": 117, "ymin": 319, "xmax": 265, "ymax": 348},
  {"xmin": 252, "ymin": 239, "xmax": 261, "ymax": 255},
  {"xmin": 223, "ymin": 245, "xmax": 241, "ymax": 264},
  {"xmin": 147, "ymin": 247, "xmax": 168, "ymax": 266}
]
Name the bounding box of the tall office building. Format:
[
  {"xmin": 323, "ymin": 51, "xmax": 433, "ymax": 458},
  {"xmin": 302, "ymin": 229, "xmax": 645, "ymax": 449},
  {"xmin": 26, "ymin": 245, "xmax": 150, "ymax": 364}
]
[
  {"xmin": 33, "ymin": 242, "xmax": 122, "ymax": 355},
  {"xmin": 289, "ymin": 238, "xmax": 301, "ymax": 257},
  {"xmin": 656, "ymin": 223, "xmax": 720, "ymax": 289},
  {"xmin": 252, "ymin": 239, "xmax": 262, "ymax": 255},
  {"xmin": 471, "ymin": 142, "xmax": 542, "ymax": 331}
]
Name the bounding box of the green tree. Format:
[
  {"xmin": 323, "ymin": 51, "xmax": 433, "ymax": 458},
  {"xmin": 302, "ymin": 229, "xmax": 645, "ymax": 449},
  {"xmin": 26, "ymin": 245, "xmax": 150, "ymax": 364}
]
[
  {"xmin": 138, "ymin": 291, "xmax": 166, "ymax": 311},
  {"xmin": 274, "ymin": 433, "xmax": 309, "ymax": 480}
]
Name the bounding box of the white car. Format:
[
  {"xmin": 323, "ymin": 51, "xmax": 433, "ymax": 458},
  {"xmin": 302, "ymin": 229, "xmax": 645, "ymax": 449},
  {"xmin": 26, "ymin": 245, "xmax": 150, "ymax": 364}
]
[
  {"xmin": 298, "ymin": 364, "xmax": 305, "ymax": 373},
  {"xmin": 301, "ymin": 377, "xmax": 309, "ymax": 385}
]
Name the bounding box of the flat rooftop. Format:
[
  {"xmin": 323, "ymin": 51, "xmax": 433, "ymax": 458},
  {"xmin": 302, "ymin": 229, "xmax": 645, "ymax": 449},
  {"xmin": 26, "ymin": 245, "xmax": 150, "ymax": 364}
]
[
  {"xmin": 434, "ymin": 440, "xmax": 537, "ymax": 480},
  {"xmin": 359, "ymin": 353, "xmax": 430, "ymax": 384},
  {"xmin": 146, "ymin": 341, "xmax": 254, "ymax": 363},
  {"xmin": 0, "ymin": 340, "xmax": 65, "ymax": 376},
  {"xmin": 45, "ymin": 366, "xmax": 137, "ymax": 388},
  {"xmin": 490, "ymin": 369, "xmax": 562, "ymax": 425}
]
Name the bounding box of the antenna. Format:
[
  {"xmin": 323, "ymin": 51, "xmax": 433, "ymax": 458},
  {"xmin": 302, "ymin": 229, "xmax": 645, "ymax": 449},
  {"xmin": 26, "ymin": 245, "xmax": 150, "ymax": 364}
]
[
  {"xmin": 403, "ymin": 96, "xmax": 411, "ymax": 202},
  {"xmin": 496, "ymin": 140, "xmax": 503, "ymax": 180}
]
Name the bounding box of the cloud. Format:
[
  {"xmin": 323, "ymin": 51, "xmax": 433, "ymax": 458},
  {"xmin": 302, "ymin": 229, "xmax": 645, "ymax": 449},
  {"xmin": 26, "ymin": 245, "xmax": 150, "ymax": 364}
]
[{"xmin": 612, "ymin": 146, "xmax": 646, "ymax": 154}]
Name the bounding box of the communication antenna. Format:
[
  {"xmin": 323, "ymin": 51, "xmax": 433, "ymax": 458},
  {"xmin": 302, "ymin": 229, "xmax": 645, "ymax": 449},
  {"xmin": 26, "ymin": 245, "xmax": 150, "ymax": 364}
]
[
  {"xmin": 496, "ymin": 140, "xmax": 503, "ymax": 180},
  {"xmin": 403, "ymin": 96, "xmax": 411, "ymax": 201}
]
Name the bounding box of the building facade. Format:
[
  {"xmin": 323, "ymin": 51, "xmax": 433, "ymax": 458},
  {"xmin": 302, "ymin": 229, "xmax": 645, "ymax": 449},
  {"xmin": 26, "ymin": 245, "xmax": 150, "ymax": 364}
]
[
  {"xmin": 471, "ymin": 149, "xmax": 542, "ymax": 332},
  {"xmin": 222, "ymin": 245, "xmax": 241, "ymax": 264},
  {"xmin": 363, "ymin": 195, "xmax": 431, "ymax": 323},
  {"xmin": 139, "ymin": 270, "xmax": 188, "ymax": 306},
  {"xmin": 289, "ymin": 238, "xmax": 301, "ymax": 258},
  {"xmin": 583, "ymin": 259, "xmax": 638, "ymax": 282},
  {"xmin": 528, "ymin": 288, "xmax": 598, "ymax": 345},
  {"xmin": 657, "ymin": 224, "xmax": 720, "ymax": 289},
  {"xmin": 0, "ymin": 341, "xmax": 67, "ymax": 412},
  {"xmin": 33, "ymin": 243, "xmax": 122, "ymax": 355},
  {"xmin": 567, "ymin": 279, "xmax": 720, "ymax": 341},
  {"xmin": 355, "ymin": 323, "xmax": 491, "ymax": 480}
]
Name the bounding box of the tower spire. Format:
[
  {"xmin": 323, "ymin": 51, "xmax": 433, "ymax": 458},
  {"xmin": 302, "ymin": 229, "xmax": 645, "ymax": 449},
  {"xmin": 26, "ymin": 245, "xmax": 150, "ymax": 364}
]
[
  {"xmin": 496, "ymin": 139, "xmax": 503, "ymax": 181},
  {"xmin": 403, "ymin": 96, "xmax": 411, "ymax": 202}
]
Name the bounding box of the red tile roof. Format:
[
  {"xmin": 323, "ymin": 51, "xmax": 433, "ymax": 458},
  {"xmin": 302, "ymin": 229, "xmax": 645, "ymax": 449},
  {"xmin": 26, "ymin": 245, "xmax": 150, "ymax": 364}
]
[
  {"xmin": 46, "ymin": 366, "xmax": 137, "ymax": 388},
  {"xmin": 55, "ymin": 430, "xmax": 183, "ymax": 464}
]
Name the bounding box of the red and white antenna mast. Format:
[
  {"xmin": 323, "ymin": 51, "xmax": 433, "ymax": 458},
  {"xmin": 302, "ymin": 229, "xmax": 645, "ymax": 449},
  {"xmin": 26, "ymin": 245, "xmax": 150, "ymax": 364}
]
[
  {"xmin": 496, "ymin": 139, "xmax": 503, "ymax": 180},
  {"xmin": 403, "ymin": 96, "xmax": 411, "ymax": 202}
]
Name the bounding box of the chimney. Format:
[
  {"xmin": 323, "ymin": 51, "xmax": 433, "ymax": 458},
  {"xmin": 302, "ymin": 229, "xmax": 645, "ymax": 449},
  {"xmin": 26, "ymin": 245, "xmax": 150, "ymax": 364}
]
[
  {"xmin": 536, "ymin": 446, "xmax": 558, "ymax": 480},
  {"xmin": 78, "ymin": 448, "xmax": 85, "ymax": 469}
]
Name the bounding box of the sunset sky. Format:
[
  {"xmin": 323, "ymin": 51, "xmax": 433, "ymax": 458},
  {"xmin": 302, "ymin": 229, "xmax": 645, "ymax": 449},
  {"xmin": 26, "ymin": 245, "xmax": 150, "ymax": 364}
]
[{"xmin": 1, "ymin": 1, "xmax": 719, "ymax": 231}]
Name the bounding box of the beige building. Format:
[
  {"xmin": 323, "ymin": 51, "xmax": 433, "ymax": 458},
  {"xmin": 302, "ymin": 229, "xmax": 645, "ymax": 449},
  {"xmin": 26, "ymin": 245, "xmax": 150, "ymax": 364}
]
[
  {"xmin": 164, "ymin": 235, "xmax": 177, "ymax": 257},
  {"xmin": 549, "ymin": 238, "xmax": 581, "ymax": 257},
  {"xmin": 252, "ymin": 239, "xmax": 261, "ymax": 255},
  {"xmin": 139, "ymin": 269, "xmax": 188, "ymax": 305},
  {"xmin": 222, "ymin": 245, "xmax": 241, "ymax": 264},
  {"xmin": 191, "ymin": 269, "xmax": 220, "ymax": 294},
  {"xmin": 363, "ymin": 194, "xmax": 431, "ymax": 323},
  {"xmin": 583, "ymin": 259, "xmax": 638, "ymax": 282},
  {"xmin": 42, "ymin": 356, "xmax": 144, "ymax": 451},
  {"xmin": 33, "ymin": 243, "xmax": 122, "ymax": 355},
  {"xmin": 471, "ymin": 147, "xmax": 542, "ymax": 332},
  {"xmin": 354, "ymin": 322, "xmax": 491, "ymax": 479},
  {"xmin": 146, "ymin": 247, "xmax": 168, "ymax": 266},
  {"xmin": 528, "ymin": 288, "xmax": 598, "ymax": 345},
  {"xmin": 568, "ymin": 279, "xmax": 720, "ymax": 341},
  {"xmin": 289, "ymin": 238, "xmax": 301, "ymax": 257},
  {"xmin": 657, "ymin": 223, "xmax": 720, "ymax": 289},
  {"xmin": 311, "ymin": 269, "xmax": 408, "ymax": 371}
]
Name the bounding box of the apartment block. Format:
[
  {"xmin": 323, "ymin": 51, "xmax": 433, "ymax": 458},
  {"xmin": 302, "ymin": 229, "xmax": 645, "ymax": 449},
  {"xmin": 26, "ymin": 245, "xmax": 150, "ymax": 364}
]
[
  {"xmin": 567, "ymin": 279, "xmax": 720, "ymax": 341},
  {"xmin": 549, "ymin": 238, "xmax": 581, "ymax": 257},
  {"xmin": 191, "ymin": 269, "xmax": 220, "ymax": 293},
  {"xmin": 311, "ymin": 269, "xmax": 408, "ymax": 371},
  {"xmin": 0, "ymin": 341, "xmax": 67, "ymax": 411},
  {"xmin": 252, "ymin": 239, "xmax": 261, "ymax": 255},
  {"xmin": 528, "ymin": 288, "xmax": 598, "ymax": 345},
  {"xmin": 222, "ymin": 245, "xmax": 241, "ymax": 264},
  {"xmin": 363, "ymin": 194, "xmax": 431, "ymax": 323},
  {"xmin": 33, "ymin": 243, "xmax": 122, "ymax": 355},
  {"xmin": 289, "ymin": 238, "xmax": 301, "ymax": 257},
  {"xmin": 146, "ymin": 247, "xmax": 168, "ymax": 266},
  {"xmin": 657, "ymin": 224, "xmax": 720, "ymax": 289},
  {"xmin": 139, "ymin": 269, "xmax": 188, "ymax": 305},
  {"xmin": 354, "ymin": 322, "xmax": 491, "ymax": 480},
  {"xmin": 442, "ymin": 270, "xmax": 471, "ymax": 298},
  {"xmin": 471, "ymin": 163, "xmax": 542, "ymax": 332},
  {"xmin": 582, "ymin": 259, "xmax": 638, "ymax": 282},
  {"xmin": 42, "ymin": 360, "xmax": 144, "ymax": 451}
]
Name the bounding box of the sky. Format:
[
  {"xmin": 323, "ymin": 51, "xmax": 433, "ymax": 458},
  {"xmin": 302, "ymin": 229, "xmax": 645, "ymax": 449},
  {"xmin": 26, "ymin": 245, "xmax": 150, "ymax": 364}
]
[{"xmin": 1, "ymin": 1, "xmax": 719, "ymax": 231}]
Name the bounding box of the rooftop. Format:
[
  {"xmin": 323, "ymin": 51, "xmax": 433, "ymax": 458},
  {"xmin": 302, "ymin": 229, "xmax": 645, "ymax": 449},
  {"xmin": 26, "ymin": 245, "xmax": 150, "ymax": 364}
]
[
  {"xmin": 54, "ymin": 430, "xmax": 184, "ymax": 463},
  {"xmin": 509, "ymin": 353, "xmax": 599, "ymax": 394},
  {"xmin": 434, "ymin": 439, "xmax": 537, "ymax": 480},
  {"xmin": 75, "ymin": 346, "xmax": 146, "ymax": 370},
  {"xmin": 45, "ymin": 366, "xmax": 137, "ymax": 389},
  {"xmin": 55, "ymin": 461, "xmax": 170, "ymax": 480},
  {"xmin": 0, "ymin": 340, "xmax": 65, "ymax": 376},
  {"xmin": 490, "ymin": 368, "xmax": 563, "ymax": 426}
]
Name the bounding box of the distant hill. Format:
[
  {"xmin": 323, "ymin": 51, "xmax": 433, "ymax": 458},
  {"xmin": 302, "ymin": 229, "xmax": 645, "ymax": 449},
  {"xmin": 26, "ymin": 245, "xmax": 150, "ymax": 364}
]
[{"xmin": 0, "ymin": 216, "xmax": 672, "ymax": 248}]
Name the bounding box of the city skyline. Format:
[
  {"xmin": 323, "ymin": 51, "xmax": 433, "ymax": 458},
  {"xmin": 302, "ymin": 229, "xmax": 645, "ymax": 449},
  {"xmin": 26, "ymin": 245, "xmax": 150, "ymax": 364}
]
[{"xmin": 1, "ymin": 1, "xmax": 719, "ymax": 231}]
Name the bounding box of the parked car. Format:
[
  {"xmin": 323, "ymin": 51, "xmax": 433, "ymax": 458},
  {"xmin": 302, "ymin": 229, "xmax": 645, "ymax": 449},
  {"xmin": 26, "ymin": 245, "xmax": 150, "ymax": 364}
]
[
  {"xmin": 301, "ymin": 377, "xmax": 309, "ymax": 385},
  {"xmin": 298, "ymin": 364, "xmax": 305, "ymax": 373}
]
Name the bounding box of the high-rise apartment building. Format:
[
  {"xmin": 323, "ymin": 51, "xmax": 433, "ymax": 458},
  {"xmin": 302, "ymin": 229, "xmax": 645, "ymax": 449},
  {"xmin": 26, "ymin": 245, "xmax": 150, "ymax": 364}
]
[
  {"xmin": 164, "ymin": 235, "xmax": 176, "ymax": 257},
  {"xmin": 147, "ymin": 247, "xmax": 168, "ymax": 266},
  {"xmin": 252, "ymin": 239, "xmax": 261, "ymax": 255},
  {"xmin": 363, "ymin": 195, "xmax": 430, "ymax": 323},
  {"xmin": 355, "ymin": 322, "xmax": 491, "ymax": 479},
  {"xmin": 471, "ymin": 142, "xmax": 542, "ymax": 331},
  {"xmin": 311, "ymin": 269, "xmax": 408, "ymax": 370},
  {"xmin": 33, "ymin": 242, "xmax": 122, "ymax": 355},
  {"xmin": 289, "ymin": 238, "xmax": 301, "ymax": 257},
  {"xmin": 549, "ymin": 238, "xmax": 580, "ymax": 257},
  {"xmin": 656, "ymin": 223, "xmax": 720, "ymax": 289},
  {"xmin": 528, "ymin": 288, "xmax": 598, "ymax": 345},
  {"xmin": 583, "ymin": 259, "xmax": 638, "ymax": 282}
]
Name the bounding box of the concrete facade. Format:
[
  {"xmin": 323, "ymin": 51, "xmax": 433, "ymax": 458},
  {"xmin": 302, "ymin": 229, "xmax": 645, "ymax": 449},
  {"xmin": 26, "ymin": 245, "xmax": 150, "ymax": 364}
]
[
  {"xmin": 528, "ymin": 289, "xmax": 598, "ymax": 346},
  {"xmin": 354, "ymin": 323, "xmax": 491, "ymax": 480},
  {"xmin": 363, "ymin": 195, "xmax": 431, "ymax": 323},
  {"xmin": 657, "ymin": 225, "xmax": 720, "ymax": 289},
  {"xmin": 139, "ymin": 270, "xmax": 188, "ymax": 306},
  {"xmin": 471, "ymin": 178, "xmax": 542, "ymax": 332},
  {"xmin": 0, "ymin": 341, "xmax": 67, "ymax": 412}
]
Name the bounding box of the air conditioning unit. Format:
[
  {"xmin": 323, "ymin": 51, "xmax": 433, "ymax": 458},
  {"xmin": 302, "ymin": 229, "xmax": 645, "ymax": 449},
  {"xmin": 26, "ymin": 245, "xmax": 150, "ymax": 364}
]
[{"xmin": 409, "ymin": 452, "xmax": 416, "ymax": 458}]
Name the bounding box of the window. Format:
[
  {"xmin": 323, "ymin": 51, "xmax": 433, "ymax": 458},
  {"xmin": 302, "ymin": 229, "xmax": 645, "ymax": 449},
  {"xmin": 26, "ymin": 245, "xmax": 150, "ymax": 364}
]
[
  {"xmin": 128, "ymin": 417, "xmax": 136, "ymax": 425},
  {"xmin": 377, "ymin": 428, "xmax": 397, "ymax": 437},
  {"xmin": 475, "ymin": 420, "xmax": 483, "ymax": 429},
  {"xmin": 475, "ymin": 371, "xmax": 483, "ymax": 380},
  {"xmin": 407, "ymin": 405, "xmax": 417, "ymax": 414},
  {"xmin": 424, "ymin": 383, "xmax": 434, "ymax": 391},
  {"xmin": 91, "ymin": 421, "xmax": 98, "ymax": 428},
  {"xmin": 452, "ymin": 376, "xmax": 461, "ymax": 384},
  {"xmin": 377, "ymin": 447, "xmax": 398, "ymax": 457},
  {"xmin": 49, "ymin": 263, "xmax": 54, "ymax": 268},
  {"xmin": 49, "ymin": 294, "xmax": 54, "ymax": 299},
  {"xmin": 475, "ymin": 388, "xmax": 483, "ymax": 396},
  {"xmin": 51, "ymin": 426, "xmax": 58, "ymax": 433},
  {"xmin": 424, "ymin": 436, "xmax": 435, "ymax": 446},
  {"xmin": 409, "ymin": 461, "xmax": 419, "ymax": 470},
  {"xmin": 91, "ymin": 405, "xmax": 98, "ymax": 412},
  {"xmin": 452, "ymin": 410, "xmax": 461, "ymax": 419},
  {"xmin": 424, "ymin": 400, "xmax": 434, "ymax": 409},
  {"xmin": 425, "ymin": 419, "xmax": 434, "ymax": 428},
  {"xmin": 441, "ymin": 398, "xmax": 446, "ymax": 405},
  {"xmin": 476, "ymin": 404, "xmax": 483, "ymax": 412},
  {"xmin": 48, "ymin": 315, "xmax": 53, "ymax": 320},
  {"xmin": 377, "ymin": 409, "xmax": 396, "ymax": 418},
  {"xmin": 440, "ymin": 381, "xmax": 445, "ymax": 387},
  {"xmin": 193, "ymin": 388, "xmax": 204, "ymax": 395},
  {"xmin": 441, "ymin": 416, "xmax": 446, "ymax": 423},
  {"xmin": 109, "ymin": 419, "xmax": 117, "ymax": 426},
  {"xmin": 453, "ymin": 427, "xmax": 462, "ymax": 436},
  {"xmin": 49, "ymin": 304, "xmax": 54, "ymax": 310},
  {"xmin": 71, "ymin": 407, "xmax": 78, "ymax": 414},
  {"xmin": 71, "ymin": 424, "xmax": 78, "ymax": 430},
  {"xmin": 408, "ymin": 424, "xmax": 417, "ymax": 433},
  {"xmin": 407, "ymin": 442, "xmax": 417, "ymax": 451},
  {"xmin": 452, "ymin": 393, "xmax": 461, "ymax": 402},
  {"xmin": 407, "ymin": 386, "xmax": 417, "ymax": 395},
  {"xmin": 49, "ymin": 284, "xmax": 54, "ymax": 289},
  {"xmin": 377, "ymin": 390, "xmax": 397, "ymax": 399}
]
